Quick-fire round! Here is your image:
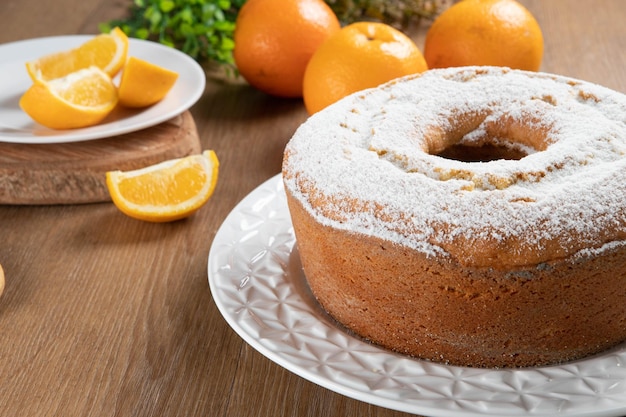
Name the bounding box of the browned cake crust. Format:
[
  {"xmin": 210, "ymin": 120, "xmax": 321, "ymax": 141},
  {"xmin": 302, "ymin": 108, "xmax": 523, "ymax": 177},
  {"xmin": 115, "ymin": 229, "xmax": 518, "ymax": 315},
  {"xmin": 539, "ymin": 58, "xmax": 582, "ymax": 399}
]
[{"xmin": 286, "ymin": 192, "xmax": 626, "ymax": 367}]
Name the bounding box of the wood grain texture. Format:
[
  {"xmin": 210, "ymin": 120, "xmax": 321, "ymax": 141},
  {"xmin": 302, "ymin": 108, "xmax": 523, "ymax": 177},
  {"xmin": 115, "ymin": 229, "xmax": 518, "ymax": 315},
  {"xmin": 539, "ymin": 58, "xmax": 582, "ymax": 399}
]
[
  {"xmin": 0, "ymin": 111, "xmax": 201, "ymax": 204},
  {"xmin": 0, "ymin": 1, "xmax": 625, "ymax": 417}
]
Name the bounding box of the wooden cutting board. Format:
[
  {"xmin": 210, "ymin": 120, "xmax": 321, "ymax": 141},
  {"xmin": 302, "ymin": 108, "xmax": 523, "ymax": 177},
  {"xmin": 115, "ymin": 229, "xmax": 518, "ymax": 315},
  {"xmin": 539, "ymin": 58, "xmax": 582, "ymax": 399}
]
[{"xmin": 0, "ymin": 111, "xmax": 201, "ymax": 205}]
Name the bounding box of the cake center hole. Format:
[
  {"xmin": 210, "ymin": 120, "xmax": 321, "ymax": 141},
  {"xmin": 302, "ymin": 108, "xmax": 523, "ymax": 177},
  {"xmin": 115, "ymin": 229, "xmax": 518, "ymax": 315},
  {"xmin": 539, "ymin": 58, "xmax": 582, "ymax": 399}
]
[{"xmin": 436, "ymin": 142, "xmax": 529, "ymax": 163}]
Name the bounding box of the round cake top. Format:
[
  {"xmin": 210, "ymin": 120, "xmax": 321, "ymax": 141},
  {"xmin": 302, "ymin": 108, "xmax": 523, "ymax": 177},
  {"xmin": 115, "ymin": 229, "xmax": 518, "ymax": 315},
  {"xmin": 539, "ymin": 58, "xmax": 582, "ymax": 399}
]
[{"xmin": 282, "ymin": 66, "xmax": 626, "ymax": 267}]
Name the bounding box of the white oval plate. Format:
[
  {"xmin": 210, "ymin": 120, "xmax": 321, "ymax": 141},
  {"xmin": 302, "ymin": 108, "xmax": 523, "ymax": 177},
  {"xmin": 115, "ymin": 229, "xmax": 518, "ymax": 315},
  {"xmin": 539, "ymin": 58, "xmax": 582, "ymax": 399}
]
[
  {"xmin": 0, "ymin": 35, "xmax": 205, "ymax": 144},
  {"xmin": 208, "ymin": 174, "xmax": 626, "ymax": 417}
]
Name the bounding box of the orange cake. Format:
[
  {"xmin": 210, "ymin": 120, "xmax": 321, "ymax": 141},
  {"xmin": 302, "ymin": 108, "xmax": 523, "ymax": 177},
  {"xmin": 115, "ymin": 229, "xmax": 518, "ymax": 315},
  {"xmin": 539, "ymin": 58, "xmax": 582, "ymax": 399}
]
[{"xmin": 282, "ymin": 66, "xmax": 626, "ymax": 368}]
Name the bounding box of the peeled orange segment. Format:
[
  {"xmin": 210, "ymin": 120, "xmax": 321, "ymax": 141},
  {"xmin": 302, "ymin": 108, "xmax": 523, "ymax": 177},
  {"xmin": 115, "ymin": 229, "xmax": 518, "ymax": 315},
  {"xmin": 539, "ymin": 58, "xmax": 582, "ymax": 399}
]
[
  {"xmin": 26, "ymin": 27, "xmax": 128, "ymax": 82},
  {"xmin": 106, "ymin": 150, "xmax": 220, "ymax": 223},
  {"xmin": 19, "ymin": 66, "xmax": 118, "ymax": 129},
  {"xmin": 118, "ymin": 56, "xmax": 179, "ymax": 107}
]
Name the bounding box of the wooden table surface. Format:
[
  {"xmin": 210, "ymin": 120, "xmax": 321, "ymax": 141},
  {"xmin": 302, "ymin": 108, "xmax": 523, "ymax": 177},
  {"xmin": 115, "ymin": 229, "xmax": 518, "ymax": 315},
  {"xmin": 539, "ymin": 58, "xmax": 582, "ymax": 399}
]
[{"xmin": 1, "ymin": 1, "xmax": 625, "ymax": 416}]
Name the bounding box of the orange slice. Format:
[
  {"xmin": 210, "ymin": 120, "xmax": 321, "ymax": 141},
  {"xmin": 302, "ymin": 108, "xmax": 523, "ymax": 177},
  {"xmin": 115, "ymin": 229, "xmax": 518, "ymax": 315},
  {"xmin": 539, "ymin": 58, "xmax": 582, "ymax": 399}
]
[
  {"xmin": 118, "ymin": 56, "xmax": 179, "ymax": 107},
  {"xmin": 0, "ymin": 263, "xmax": 4, "ymax": 298},
  {"xmin": 26, "ymin": 27, "xmax": 128, "ymax": 82},
  {"xmin": 19, "ymin": 66, "xmax": 118, "ymax": 129},
  {"xmin": 105, "ymin": 150, "xmax": 220, "ymax": 223}
]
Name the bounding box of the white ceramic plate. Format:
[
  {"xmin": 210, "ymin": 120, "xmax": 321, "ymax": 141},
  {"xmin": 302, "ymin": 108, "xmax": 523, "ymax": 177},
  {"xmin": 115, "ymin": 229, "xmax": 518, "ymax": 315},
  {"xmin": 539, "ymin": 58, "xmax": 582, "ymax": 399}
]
[
  {"xmin": 0, "ymin": 35, "xmax": 205, "ymax": 144},
  {"xmin": 208, "ymin": 174, "xmax": 626, "ymax": 417}
]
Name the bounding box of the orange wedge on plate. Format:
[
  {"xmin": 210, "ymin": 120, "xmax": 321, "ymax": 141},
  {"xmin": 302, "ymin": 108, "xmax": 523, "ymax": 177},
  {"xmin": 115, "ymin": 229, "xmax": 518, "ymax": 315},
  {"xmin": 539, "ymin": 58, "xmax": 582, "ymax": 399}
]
[
  {"xmin": 19, "ymin": 66, "xmax": 118, "ymax": 129},
  {"xmin": 118, "ymin": 56, "xmax": 179, "ymax": 107},
  {"xmin": 26, "ymin": 27, "xmax": 128, "ymax": 82},
  {"xmin": 106, "ymin": 151, "xmax": 220, "ymax": 222}
]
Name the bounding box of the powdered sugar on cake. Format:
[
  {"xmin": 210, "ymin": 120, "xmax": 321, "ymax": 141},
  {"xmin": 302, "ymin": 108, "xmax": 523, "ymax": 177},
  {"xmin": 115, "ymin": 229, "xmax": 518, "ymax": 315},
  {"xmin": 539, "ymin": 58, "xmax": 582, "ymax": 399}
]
[{"xmin": 282, "ymin": 67, "xmax": 626, "ymax": 266}]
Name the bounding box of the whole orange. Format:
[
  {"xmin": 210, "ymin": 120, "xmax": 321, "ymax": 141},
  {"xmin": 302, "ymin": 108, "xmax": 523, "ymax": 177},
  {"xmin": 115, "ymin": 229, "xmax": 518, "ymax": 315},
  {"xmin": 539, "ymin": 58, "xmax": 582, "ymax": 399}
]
[
  {"xmin": 233, "ymin": 0, "xmax": 340, "ymax": 98},
  {"xmin": 424, "ymin": 0, "xmax": 544, "ymax": 71},
  {"xmin": 303, "ymin": 22, "xmax": 428, "ymax": 114}
]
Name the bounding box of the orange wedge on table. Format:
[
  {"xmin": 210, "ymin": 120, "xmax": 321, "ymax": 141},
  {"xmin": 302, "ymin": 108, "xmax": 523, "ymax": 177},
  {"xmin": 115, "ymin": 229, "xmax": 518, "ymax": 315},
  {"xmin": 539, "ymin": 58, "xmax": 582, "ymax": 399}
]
[
  {"xmin": 0, "ymin": 263, "xmax": 4, "ymax": 298},
  {"xmin": 106, "ymin": 151, "xmax": 220, "ymax": 223},
  {"xmin": 118, "ymin": 56, "xmax": 179, "ymax": 108},
  {"xmin": 19, "ymin": 66, "xmax": 118, "ymax": 130},
  {"xmin": 26, "ymin": 27, "xmax": 129, "ymax": 83}
]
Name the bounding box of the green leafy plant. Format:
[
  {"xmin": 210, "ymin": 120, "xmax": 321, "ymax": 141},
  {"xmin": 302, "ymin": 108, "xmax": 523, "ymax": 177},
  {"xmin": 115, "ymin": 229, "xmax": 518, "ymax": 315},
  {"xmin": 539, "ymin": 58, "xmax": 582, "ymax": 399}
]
[{"xmin": 100, "ymin": 0, "xmax": 246, "ymax": 73}]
